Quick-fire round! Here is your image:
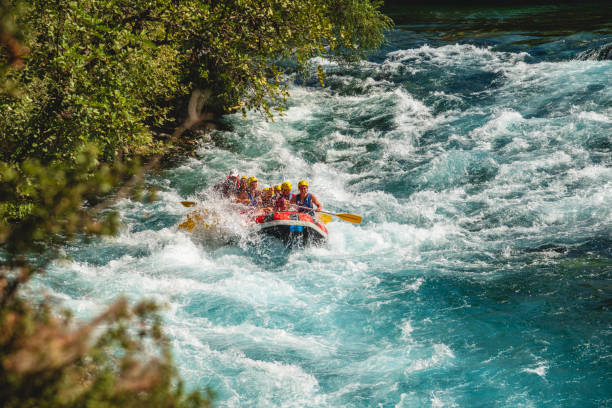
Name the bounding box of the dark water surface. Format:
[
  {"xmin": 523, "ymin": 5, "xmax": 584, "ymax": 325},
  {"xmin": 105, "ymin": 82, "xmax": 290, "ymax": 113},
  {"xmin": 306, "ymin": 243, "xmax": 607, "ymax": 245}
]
[{"xmin": 36, "ymin": 3, "xmax": 611, "ymax": 407}]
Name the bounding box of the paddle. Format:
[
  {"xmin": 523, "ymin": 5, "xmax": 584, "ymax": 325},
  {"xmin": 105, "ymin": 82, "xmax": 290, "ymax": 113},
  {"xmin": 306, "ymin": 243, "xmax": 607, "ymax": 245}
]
[
  {"xmin": 317, "ymin": 213, "xmax": 333, "ymax": 224},
  {"xmin": 294, "ymin": 205, "xmax": 362, "ymax": 224},
  {"xmin": 178, "ymin": 208, "xmax": 215, "ymax": 231},
  {"xmin": 181, "ymin": 200, "xmax": 361, "ymax": 224},
  {"xmin": 322, "ymin": 211, "xmax": 362, "ymax": 224}
]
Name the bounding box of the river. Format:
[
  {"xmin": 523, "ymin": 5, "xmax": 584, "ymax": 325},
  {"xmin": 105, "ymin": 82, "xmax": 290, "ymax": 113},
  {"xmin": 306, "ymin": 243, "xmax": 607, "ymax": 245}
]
[{"xmin": 35, "ymin": 3, "xmax": 611, "ymax": 407}]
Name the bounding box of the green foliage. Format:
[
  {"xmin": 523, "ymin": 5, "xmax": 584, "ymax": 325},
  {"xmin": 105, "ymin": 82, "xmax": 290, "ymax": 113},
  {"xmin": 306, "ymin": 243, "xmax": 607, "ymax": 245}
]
[
  {"xmin": 177, "ymin": 0, "xmax": 392, "ymax": 118},
  {"xmin": 1, "ymin": 0, "xmax": 392, "ymax": 165},
  {"xmin": 1, "ymin": 0, "xmax": 187, "ymax": 163},
  {"xmin": 327, "ymin": 0, "xmax": 393, "ymax": 62},
  {"xmin": 0, "ymin": 145, "xmax": 136, "ymax": 254},
  {"xmin": 0, "ymin": 0, "xmax": 27, "ymax": 92},
  {"xmin": 177, "ymin": 0, "xmax": 332, "ymax": 117}
]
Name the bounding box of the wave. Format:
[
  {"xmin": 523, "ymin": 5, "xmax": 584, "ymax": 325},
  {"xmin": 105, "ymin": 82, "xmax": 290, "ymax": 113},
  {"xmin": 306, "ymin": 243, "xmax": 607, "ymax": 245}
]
[{"xmin": 575, "ymin": 42, "xmax": 612, "ymax": 60}]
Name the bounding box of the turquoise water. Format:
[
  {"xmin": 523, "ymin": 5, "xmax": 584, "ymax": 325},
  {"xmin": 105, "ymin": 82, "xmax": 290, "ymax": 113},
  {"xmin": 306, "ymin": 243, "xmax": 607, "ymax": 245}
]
[{"xmin": 35, "ymin": 6, "xmax": 611, "ymax": 407}]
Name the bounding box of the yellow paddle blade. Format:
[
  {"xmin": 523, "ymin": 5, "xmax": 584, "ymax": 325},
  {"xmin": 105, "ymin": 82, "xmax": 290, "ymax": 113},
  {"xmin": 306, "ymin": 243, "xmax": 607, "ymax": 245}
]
[
  {"xmin": 178, "ymin": 209, "xmax": 211, "ymax": 232},
  {"xmin": 336, "ymin": 213, "xmax": 362, "ymax": 224},
  {"xmin": 181, "ymin": 200, "xmax": 196, "ymax": 207},
  {"xmin": 318, "ymin": 213, "xmax": 332, "ymax": 224},
  {"xmin": 178, "ymin": 219, "xmax": 195, "ymax": 232}
]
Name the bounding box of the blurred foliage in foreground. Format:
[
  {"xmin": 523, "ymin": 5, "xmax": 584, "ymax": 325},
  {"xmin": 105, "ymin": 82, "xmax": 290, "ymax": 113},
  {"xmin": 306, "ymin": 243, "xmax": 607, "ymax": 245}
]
[
  {"xmin": 0, "ymin": 288, "xmax": 214, "ymax": 408},
  {"xmin": 0, "ymin": 0, "xmax": 391, "ymax": 406}
]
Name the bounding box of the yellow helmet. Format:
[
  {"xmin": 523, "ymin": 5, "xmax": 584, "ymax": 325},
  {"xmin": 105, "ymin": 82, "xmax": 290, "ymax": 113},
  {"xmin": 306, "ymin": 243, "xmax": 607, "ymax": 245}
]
[
  {"xmin": 274, "ymin": 185, "xmax": 282, "ymax": 191},
  {"xmin": 298, "ymin": 180, "xmax": 309, "ymax": 188},
  {"xmin": 281, "ymin": 181, "xmax": 292, "ymax": 191},
  {"xmin": 262, "ymin": 187, "xmax": 269, "ymax": 192},
  {"xmin": 248, "ymin": 176, "xmax": 258, "ymax": 184},
  {"xmin": 241, "ymin": 175, "xmax": 247, "ymax": 180}
]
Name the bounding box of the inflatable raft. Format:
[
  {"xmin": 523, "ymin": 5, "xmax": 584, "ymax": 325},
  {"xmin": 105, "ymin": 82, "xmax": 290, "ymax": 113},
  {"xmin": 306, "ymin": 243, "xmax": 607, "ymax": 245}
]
[
  {"xmin": 178, "ymin": 208, "xmax": 328, "ymax": 246},
  {"xmin": 254, "ymin": 211, "xmax": 328, "ymax": 245}
]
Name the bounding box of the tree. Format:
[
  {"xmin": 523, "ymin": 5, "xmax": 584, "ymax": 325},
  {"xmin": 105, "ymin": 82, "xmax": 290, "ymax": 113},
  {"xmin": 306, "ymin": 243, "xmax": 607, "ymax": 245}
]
[
  {"xmin": 178, "ymin": 0, "xmax": 393, "ymax": 118},
  {"xmin": 1, "ymin": 0, "xmax": 392, "ymax": 164}
]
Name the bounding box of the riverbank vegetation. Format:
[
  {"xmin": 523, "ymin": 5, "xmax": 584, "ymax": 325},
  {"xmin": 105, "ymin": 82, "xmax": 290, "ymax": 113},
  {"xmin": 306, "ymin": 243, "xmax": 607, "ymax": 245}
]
[{"xmin": 0, "ymin": 0, "xmax": 391, "ymax": 405}]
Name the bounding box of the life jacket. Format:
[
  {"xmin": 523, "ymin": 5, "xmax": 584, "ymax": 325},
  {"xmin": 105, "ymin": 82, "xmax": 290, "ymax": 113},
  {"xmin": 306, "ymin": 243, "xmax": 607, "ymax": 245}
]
[
  {"xmin": 262, "ymin": 195, "xmax": 274, "ymax": 207},
  {"xmin": 295, "ymin": 193, "xmax": 314, "ymax": 216},
  {"xmin": 247, "ymin": 190, "xmax": 258, "ymax": 207},
  {"xmin": 275, "ymin": 193, "xmax": 293, "ymax": 211}
]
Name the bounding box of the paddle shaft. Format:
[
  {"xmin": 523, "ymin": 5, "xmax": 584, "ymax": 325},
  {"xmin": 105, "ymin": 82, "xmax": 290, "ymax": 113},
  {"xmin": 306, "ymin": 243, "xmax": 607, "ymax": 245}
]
[
  {"xmin": 294, "ymin": 204, "xmax": 347, "ymax": 217},
  {"xmin": 182, "ymin": 201, "xmax": 361, "ymax": 223},
  {"xmin": 293, "ymin": 204, "xmax": 324, "ymax": 214},
  {"xmin": 294, "ymin": 205, "xmax": 362, "ymax": 224}
]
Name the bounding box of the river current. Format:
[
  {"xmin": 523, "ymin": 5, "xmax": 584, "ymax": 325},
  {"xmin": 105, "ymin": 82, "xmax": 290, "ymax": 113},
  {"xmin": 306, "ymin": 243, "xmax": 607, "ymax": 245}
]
[{"xmin": 35, "ymin": 5, "xmax": 610, "ymax": 407}]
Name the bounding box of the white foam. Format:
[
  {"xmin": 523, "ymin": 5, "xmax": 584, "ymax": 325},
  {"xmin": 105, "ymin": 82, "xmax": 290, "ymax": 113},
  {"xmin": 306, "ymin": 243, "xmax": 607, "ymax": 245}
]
[
  {"xmin": 404, "ymin": 344, "xmax": 455, "ymax": 374},
  {"xmin": 387, "ymin": 44, "xmax": 529, "ymax": 70},
  {"xmin": 400, "ymin": 320, "xmax": 415, "ymax": 341},
  {"xmin": 521, "ymin": 362, "xmax": 549, "ymax": 379},
  {"xmin": 431, "ymin": 391, "xmax": 457, "ymax": 408},
  {"xmin": 471, "ymin": 110, "xmax": 524, "ymax": 144},
  {"xmin": 193, "ymin": 322, "xmax": 335, "ymax": 359},
  {"xmin": 169, "ymin": 325, "xmax": 327, "ymax": 406},
  {"xmin": 404, "ymin": 278, "xmax": 424, "ymax": 292},
  {"xmin": 578, "ymin": 111, "xmax": 611, "ymax": 123}
]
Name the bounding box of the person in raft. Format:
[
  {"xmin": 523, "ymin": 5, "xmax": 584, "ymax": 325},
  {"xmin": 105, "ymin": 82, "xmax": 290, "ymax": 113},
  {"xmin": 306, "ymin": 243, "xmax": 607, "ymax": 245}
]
[
  {"xmin": 275, "ymin": 181, "xmax": 294, "ymax": 211},
  {"xmin": 213, "ymin": 168, "xmax": 240, "ymax": 197},
  {"xmin": 235, "ymin": 176, "xmax": 250, "ymax": 204},
  {"xmin": 246, "ymin": 176, "xmax": 262, "ymax": 207},
  {"xmin": 290, "ymin": 180, "xmax": 322, "ymax": 217},
  {"xmin": 223, "ymin": 168, "xmax": 240, "ymax": 197},
  {"xmin": 261, "ymin": 186, "xmax": 275, "ymax": 208},
  {"xmin": 272, "ymin": 184, "xmax": 283, "ymax": 204}
]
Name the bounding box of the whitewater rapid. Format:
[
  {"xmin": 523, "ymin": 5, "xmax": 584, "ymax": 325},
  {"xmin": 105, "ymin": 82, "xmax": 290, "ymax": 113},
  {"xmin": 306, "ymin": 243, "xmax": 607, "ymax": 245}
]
[{"xmin": 35, "ymin": 35, "xmax": 611, "ymax": 407}]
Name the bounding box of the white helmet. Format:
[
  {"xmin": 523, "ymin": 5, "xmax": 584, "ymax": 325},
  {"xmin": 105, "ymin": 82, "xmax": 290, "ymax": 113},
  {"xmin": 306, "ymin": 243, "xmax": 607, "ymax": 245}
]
[{"xmin": 229, "ymin": 168, "xmax": 239, "ymax": 177}]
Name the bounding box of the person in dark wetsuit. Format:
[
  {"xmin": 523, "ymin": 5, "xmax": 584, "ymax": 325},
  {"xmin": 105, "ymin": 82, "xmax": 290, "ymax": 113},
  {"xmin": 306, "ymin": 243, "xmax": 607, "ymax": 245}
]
[{"xmin": 290, "ymin": 180, "xmax": 321, "ymax": 216}]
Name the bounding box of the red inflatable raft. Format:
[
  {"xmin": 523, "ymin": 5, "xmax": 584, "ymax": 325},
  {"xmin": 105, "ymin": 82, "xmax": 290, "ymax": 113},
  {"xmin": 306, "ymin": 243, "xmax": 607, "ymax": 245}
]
[{"xmin": 254, "ymin": 211, "xmax": 328, "ymax": 245}]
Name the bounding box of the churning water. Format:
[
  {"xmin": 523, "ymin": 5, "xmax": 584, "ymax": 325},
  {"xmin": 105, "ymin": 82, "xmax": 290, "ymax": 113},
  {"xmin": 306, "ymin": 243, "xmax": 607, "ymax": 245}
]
[{"xmin": 34, "ymin": 6, "xmax": 610, "ymax": 407}]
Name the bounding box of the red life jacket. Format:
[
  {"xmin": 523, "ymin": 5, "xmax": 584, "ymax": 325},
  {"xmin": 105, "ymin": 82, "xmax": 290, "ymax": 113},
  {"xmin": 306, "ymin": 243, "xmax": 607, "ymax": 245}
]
[{"xmin": 275, "ymin": 193, "xmax": 293, "ymax": 211}]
